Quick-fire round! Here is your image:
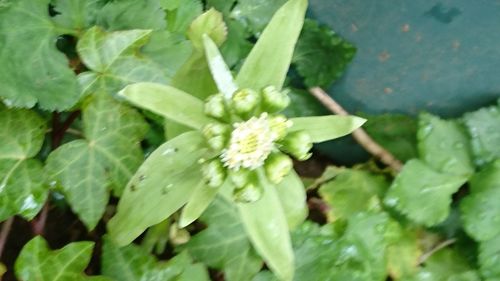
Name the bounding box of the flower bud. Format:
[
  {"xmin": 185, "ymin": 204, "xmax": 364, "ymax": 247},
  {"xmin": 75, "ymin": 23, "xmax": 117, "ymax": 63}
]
[
  {"xmin": 264, "ymin": 153, "xmax": 293, "ymax": 184},
  {"xmin": 231, "ymin": 88, "xmax": 260, "ymax": 117},
  {"xmin": 261, "ymin": 86, "xmax": 290, "ymax": 113},
  {"xmin": 203, "ymin": 123, "xmax": 229, "ymax": 151},
  {"xmin": 280, "ymin": 131, "xmax": 312, "ymax": 161},
  {"xmin": 204, "ymin": 94, "xmax": 227, "ymax": 120},
  {"xmin": 233, "ymin": 182, "xmax": 262, "ymax": 203},
  {"xmin": 229, "ymin": 168, "xmax": 252, "ymax": 188},
  {"xmin": 202, "ymin": 160, "xmax": 226, "ymax": 188},
  {"xmin": 269, "ymin": 115, "xmax": 292, "ymax": 141}
]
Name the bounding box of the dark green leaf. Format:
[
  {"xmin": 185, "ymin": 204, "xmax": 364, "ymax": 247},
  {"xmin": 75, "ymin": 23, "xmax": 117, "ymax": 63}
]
[
  {"xmin": 46, "ymin": 94, "xmax": 148, "ymax": 229},
  {"xmin": 0, "ymin": 0, "xmax": 80, "ymax": 110},
  {"xmin": 479, "ymin": 235, "xmax": 500, "ymax": 280},
  {"xmin": 292, "ymin": 19, "xmax": 356, "ymax": 88},
  {"xmin": 384, "ymin": 159, "xmax": 466, "ymax": 226}
]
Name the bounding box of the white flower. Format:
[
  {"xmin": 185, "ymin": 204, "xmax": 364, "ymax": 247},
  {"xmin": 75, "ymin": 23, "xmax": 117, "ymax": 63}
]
[{"xmin": 221, "ymin": 113, "xmax": 277, "ymax": 170}]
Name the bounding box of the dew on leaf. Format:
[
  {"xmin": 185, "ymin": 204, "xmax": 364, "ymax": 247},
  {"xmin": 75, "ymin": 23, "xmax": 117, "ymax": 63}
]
[
  {"xmin": 162, "ymin": 147, "xmax": 177, "ymax": 155},
  {"xmin": 19, "ymin": 195, "xmax": 37, "ymax": 212}
]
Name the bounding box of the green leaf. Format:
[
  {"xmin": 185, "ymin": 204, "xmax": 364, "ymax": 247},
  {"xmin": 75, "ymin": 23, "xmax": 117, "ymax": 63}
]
[
  {"xmin": 15, "ymin": 236, "xmax": 109, "ymax": 281},
  {"xmin": 0, "ymin": 107, "xmax": 48, "ymax": 221},
  {"xmin": 237, "ymin": 170, "xmax": 294, "ymax": 281},
  {"xmin": 412, "ymin": 249, "xmax": 481, "ymax": 281},
  {"xmin": 418, "ymin": 113, "xmax": 474, "ymax": 177},
  {"xmin": 0, "ymin": 0, "xmax": 79, "ymax": 110},
  {"xmin": 275, "ymin": 171, "xmax": 308, "ymax": 230},
  {"xmin": 460, "ymin": 160, "xmax": 500, "ymax": 241},
  {"xmin": 318, "ymin": 168, "xmax": 387, "ymax": 222},
  {"xmin": 108, "ymin": 131, "xmax": 207, "ymax": 246},
  {"xmin": 292, "ymin": 19, "xmax": 356, "ymax": 88},
  {"xmin": 118, "ymin": 82, "xmax": 212, "ymax": 130},
  {"xmin": 386, "ymin": 226, "xmax": 421, "ymax": 280},
  {"xmin": 102, "ymin": 238, "xmax": 209, "ymax": 281},
  {"xmin": 183, "ymin": 197, "xmax": 262, "ymax": 281},
  {"xmin": 51, "ymin": 0, "xmax": 104, "ymax": 31},
  {"xmin": 289, "ymin": 115, "xmax": 366, "ymax": 143},
  {"xmin": 362, "ymin": 113, "xmax": 418, "ymax": 162},
  {"xmin": 463, "ymin": 105, "xmax": 500, "ymax": 166},
  {"xmin": 96, "ymin": 0, "xmax": 166, "ymax": 31},
  {"xmin": 46, "ymin": 94, "xmax": 148, "ymax": 229},
  {"xmin": 203, "ymin": 34, "xmax": 238, "ymax": 99},
  {"xmin": 384, "ymin": 159, "xmax": 467, "ymax": 226},
  {"xmin": 77, "ymin": 27, "xmax": 168, "ymax": 96},
  {"xmin": 283, "ymin": 88, "xmax": 328, "ymax": 118},
  {"xmin": 231, "ymin": 0, "xmax": 287, "ymax": 35},
  {"xmin": 479, "ymin": 235, "xmax": 500, "ymax": 280},
  {"xmin": 236, "ymin": 0, "xmax": 307, "ymax": 90},
  {"xmin": 166, "ymin": 0, "xmax": 203, "ymax": 34}
]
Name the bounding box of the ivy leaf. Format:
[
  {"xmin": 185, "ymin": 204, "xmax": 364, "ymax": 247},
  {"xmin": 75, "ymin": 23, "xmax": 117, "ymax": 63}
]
[
  {"xmin": 362, "ymin": 113, "xmax": 418, "ymax": 162},
  {"xmin": 292, "ymin": 19, "xmax": 356, "ymax": 88},
  {"xmin": 51, "ymin": 0, "xmax": 104, "ymax": 31},
  {"xmin": 0, "ymin": 0, "xmax": 80, "ymax": 110},
  {"xmin": 479, "ymin": 235, "xmax": 500, "ymax": 280},
  {"xmin": 165, "ymin": 0, "xmax": 203, "ymax": 34},
  {"xmin": 231, "ymin": 0, "xmax": 287, "ymax": 35},
  {"xmin": 236, "ymin": 0, "xmax": 307, "ymax": 90},
  {"xmin": 96, "ymin": 0, "xmax": 166, "ymax": 31},
  {"xmin": 182, "ymin": 197, "xmax": 262, "ymax": 281},
  {"xmin": 102, "ymin": 238, "xmax": 209, "ymax": 281},
  {"xmin": 15, "ymin": 236, "xmax": 110, "ymax": 281},
  {"xmin": 463, "ymin": 105, "xmax": 500, "ymax": 167},
  {"xmin": 0, "ymin": 107, "xmax": 48, "ymax": 221},
  {"xmin": 319, "ymin": 168, "xmax": 388, "ymax": 222},
  {"xmin": 77, "ymin": 27, "xmax": 168, "ymax": 96},
  {"xmin": 418, "ymin": 113, "xmax": 474, "ymax": 177},
  {"xmin": 384, "ymin": 159, "xmax": 467, "ymax": 226},
  {"xmin": 460, "ymin": 160, "xmax": 500, "ymax": 241},
  {"xmin": 46, "ymin": 94, "xmax": 148, "ymax": 230},
  {"xmin": 108, "ymin": 131, "xmax": 207, "ymax": 246}
]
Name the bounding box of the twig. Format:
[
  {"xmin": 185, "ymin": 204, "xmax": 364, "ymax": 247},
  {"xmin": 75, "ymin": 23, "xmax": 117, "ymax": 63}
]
[
  {"xmin": 51, "ymin": 111, "xmax": 81, "ymax": 149},
  {"xmin": 32, "ymin": 204, "xmax": 49, "ymax": 236},
  {"xmin": 308, "ymin": 87, "xmax": 403, "ymax": 172},
  {"xmin": 0, "ymin": 218, "xmax": 14, "ymax": 259},
  {"xmin": 418, "ymin": 238, "xmax": 457, "ymax": 264}
]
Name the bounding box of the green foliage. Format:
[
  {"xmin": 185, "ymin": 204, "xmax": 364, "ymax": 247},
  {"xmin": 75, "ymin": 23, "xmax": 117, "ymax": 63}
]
[
  {"xmin": 0, "ymin": 107, "xmax": 48, "ymax": 221},
  {"xmin": 15, "ymin": 236, "xmax": 110, "ymax": 281},
  {"xmin": 96, "ymin": 0, "xmax": 166, "ymax": 31},
  {"xmin": 46, "ymin": 94, "xmax": 148, "ymax": 229},
  {"xmin": 293, "ymin": 19, "xmax": 357, "ymax": 88}
]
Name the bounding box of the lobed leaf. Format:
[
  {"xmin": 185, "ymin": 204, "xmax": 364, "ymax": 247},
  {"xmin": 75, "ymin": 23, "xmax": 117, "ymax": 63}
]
[
  {"xmin": 46, "ymin": 94, "xmax": 148, "ymax": 229},
  {"xmin": 236, "ymin": 0, "xmax": 308, "ymax": 90},
  {"xmin": 463, "ymin": 105, "xmax": 500, "ymax": 167},
  {"xmin": 290, "ymin": 115, "xmax": 366, "ymax": 143},
  {"xmin": 96, "ymin": 0, "xmax": 166, "ymax": 31},
  {"xmin": 51, "ymin": 0, "xmax": 104, "ymax": 31}
]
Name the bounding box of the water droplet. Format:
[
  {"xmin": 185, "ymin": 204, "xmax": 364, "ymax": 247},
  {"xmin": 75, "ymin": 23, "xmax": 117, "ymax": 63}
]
[
  {"xmin": 166, "ymin": 183, "xmax": 173, "ymax": 189},
  {"xmin": 49, "ymin": 181, "xmax": 57, "ymax": 187},
  {"xmin": 420, "ymin": 124, "xmax": 434, "ymax": 138},
  {"xmin": 20, "ymin": 195, "xmax": 37, "ymax": 211},
  {"xmin": 385, "ymin": 196, "xmax": 399, "ymax": 207},
  {"xmin": 162, "ymin": 147, "xmax": 177, "ymax": 156},
  {"xmin": 3, "ymin": 99, "xmax": 13, "ymax": 107}
]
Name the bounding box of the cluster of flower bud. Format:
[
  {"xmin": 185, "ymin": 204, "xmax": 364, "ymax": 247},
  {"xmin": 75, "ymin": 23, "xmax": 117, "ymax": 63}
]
[{"xmin": 200, "ymin": 86, "xmax": 313, "ymax": 203}]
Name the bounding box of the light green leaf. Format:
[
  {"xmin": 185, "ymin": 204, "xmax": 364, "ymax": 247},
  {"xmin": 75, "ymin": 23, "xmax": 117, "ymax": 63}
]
[
  {"xmin": 460, "ymin": 160, "xmax": 500, "ymax": 241},
  {"xmin": 0, "ymin": 107, "xmax": 48, "ymax": 221},
  {"xmin": 290, "ymin": 115, "xmax": 366, "ymax": 143},
  {"xmin": 384, "ymin": 159, "xmax": 467, "ymax": 226},
  {"xmin": 102, "ymin": 238, "xmax": 209, "ymax": 281},
  {"xmin": 0, "ymin": 0, "xmax": 79, "ymax": 110},
  {"xmin": 46, "ymin": 94, "xmax": 148, "ymax": 229},
  {"xmin": 108, "ymin": 131, "xmax": 207, "ymax": 246},
  {"xmin": 386, "ymin": 226, "xmax": 421, "ymax": 280},
  {"xmin": 77, "ymin": 27, "xmax": 168, "ymax": 96},
  {"xmin": 463, "ymin": 105, "xmax": 500, "ymax": 167},
  {"xmin": 418, "ymin": 113, "xmax": 474, "ymax": 177},
  {"xmin": 292, "ymin": 19, "xmax": 356, "ymax": 88},
  {"xmin": 479, "ymin": 235, "xmax": 500, "ymax": 280},
  {"xmin": 238, "ymin": 170, "xmax": 294, "ymax": 281},
  {"xmin": 236, "ymin": 0, "xmax": 307, "ymax": 90},
  {"xmin": 15, "ymin": 236, "xmax": 110, "ymax": 281},
  {"xmin": 318, "ymin": 168, "xmax": 387, "ymax": 222},
  {"xmin": 231, "ymin": 0, "xmax": 287, "ymax": 35},
  {"xmin": 183, "ymin": 197, "xmax": 262, "ymax": 281},
  {"xmin": 118, "ymin": 82, "xmax": 212, "ymax": 130},
  {"xmin": 166, "ymin": 0, "xmax": 203, "ymax": 34},
  {"xmin": 275, "ymin": 171, "xmax": 307, "ymax": 230},
  {"xmin": 96, "ymin": 0, "xmax": 166, "ymax": 31},
  {"xmin": 203, "ymin": 34, "xmax": 238, "ymax": 99},
  {"xmin": 51, "ymin": 0, "xmax": 103, "ymax": 31},
  {"xmin": 412, "ymin": 249, "xmax": 481, "ymax": 281},
  {"xmin": 179, "ymin": 180, "xmax": 227, "ymax": 228}
]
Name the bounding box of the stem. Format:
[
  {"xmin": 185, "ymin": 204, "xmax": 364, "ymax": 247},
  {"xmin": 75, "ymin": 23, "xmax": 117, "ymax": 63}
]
[
  {"xmin": 0, "ymin": 218, "xmax": 14, "ymax": 260},
  {"xmin": 308, "ymin": 87, "xmax": 403, "ymax": 172},
  {"xmin": 418, "ymin": 238, "xmax": 457, "ymax": 264},
  {"xmin": 52, "ymin": 111, "xmax": 81, "ymax": 149},
  {"xmin": 31, "ymin": 204, "xmax": 49, "ymax": 236}
]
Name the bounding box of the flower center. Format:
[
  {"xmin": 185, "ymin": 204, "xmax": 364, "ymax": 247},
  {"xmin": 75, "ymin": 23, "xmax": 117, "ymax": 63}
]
[{"xmin": 221, "ymin": 113, "xmax": 276, "ymax": 170}]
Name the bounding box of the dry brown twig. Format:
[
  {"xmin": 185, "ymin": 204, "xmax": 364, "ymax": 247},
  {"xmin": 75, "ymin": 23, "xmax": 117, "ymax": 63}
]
[{"xmin": 308, "ymin": 87, "xmax": 403, "ymax": 172}]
